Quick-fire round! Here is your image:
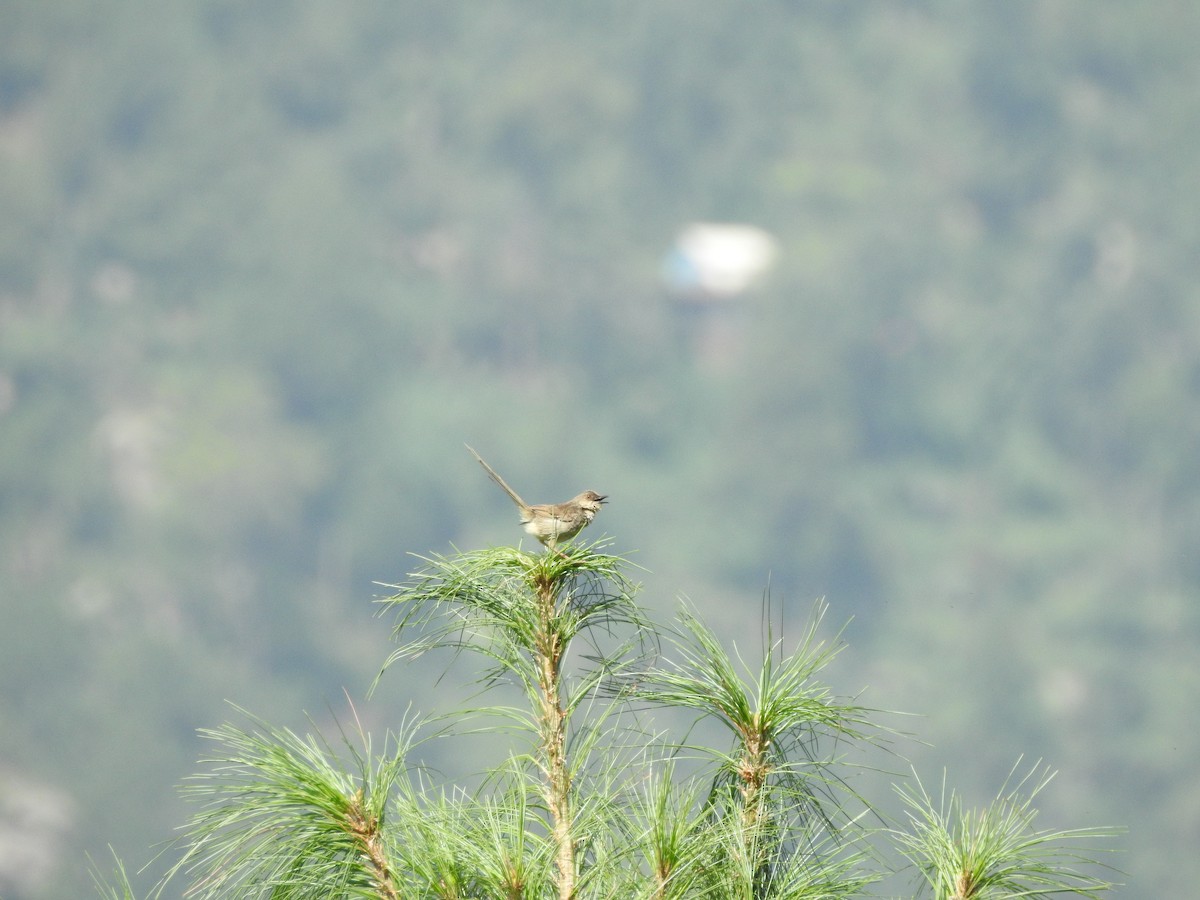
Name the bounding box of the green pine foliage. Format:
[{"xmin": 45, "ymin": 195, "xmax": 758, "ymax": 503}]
[
  {"xmin": 95, "ymin": 541, "xmax": 1117, "ymax": 898},
  {"xmin": 889, "ymin": 765, "xmax": 1120, "ymax": 900}
]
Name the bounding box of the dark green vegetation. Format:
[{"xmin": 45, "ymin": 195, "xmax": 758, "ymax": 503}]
[{"xmin": 1, "ymin": 3, "xmax": 1196, "ymax": 897}]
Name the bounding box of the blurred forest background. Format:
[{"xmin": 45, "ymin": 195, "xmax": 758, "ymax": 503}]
[{"xmin": 2, "ymin": 2, "xmax": 1198, "ymax": 897}]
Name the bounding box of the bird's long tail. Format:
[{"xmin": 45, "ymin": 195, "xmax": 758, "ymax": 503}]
[{"xmin": 465, "ymin": 445, "xmax": 529, "ymax": 512}]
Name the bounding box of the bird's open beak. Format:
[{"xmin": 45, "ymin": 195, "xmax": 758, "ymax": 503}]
[{"xmin": 598, "ymin": 495, "xmax": 608, "ymax": 504}]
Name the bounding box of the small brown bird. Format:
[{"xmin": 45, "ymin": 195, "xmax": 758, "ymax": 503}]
[{"xmin": 466, "ymin": 445, "xmax": 606, "ymax": 551}]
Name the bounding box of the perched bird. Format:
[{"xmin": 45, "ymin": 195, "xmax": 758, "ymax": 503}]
[{"xmin": 466, "ymin": 445, "xmax": 606, "ymax": 551}]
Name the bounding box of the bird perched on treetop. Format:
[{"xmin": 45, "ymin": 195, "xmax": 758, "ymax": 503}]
[{"xmin": 466, "ymin": 445, "xmax": 606, "ymax": 552}]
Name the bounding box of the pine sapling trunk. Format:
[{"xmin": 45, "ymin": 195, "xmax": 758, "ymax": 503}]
[
  {"xmin": 738, "ymin": 717, "xmax": 773, "ymax": 894},
  {"xmin": 534, "ymin": 572, "xmax": 576, "ymax": 900},
  {"xmin": 344, "ymin": 788, "xmax": 400, "ymax": 900}
]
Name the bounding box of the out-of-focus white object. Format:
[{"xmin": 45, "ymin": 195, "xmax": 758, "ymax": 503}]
[{"xmin": 662, "ymin": 223, "xmax": 778, "ymax": 299}]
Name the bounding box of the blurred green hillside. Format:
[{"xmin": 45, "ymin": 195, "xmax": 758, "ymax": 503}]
[{"xmin": 2, "ymin": 2, "xmax": 1197, "ymax": 897}]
